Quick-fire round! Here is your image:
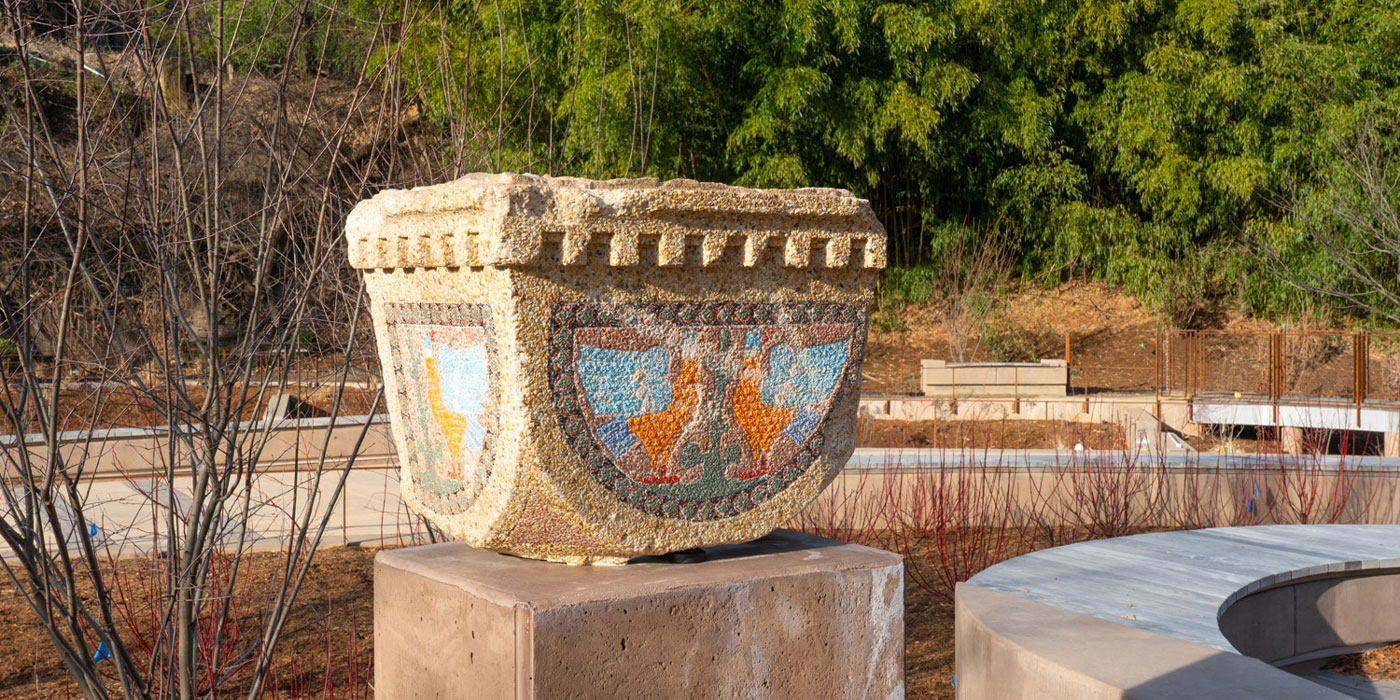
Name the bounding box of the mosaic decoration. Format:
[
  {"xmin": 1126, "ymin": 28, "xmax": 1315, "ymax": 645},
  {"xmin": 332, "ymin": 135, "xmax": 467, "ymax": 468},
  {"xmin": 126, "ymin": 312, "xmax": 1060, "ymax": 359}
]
[
  {"xmin": 549, "ymin": 301, "xmax": 866, "ymax": 522},
  {"xmin": 351, "ymin": 173, "xmax": 885, "ymax": 563},
  {"xmin": 385, "ymin": 302, "xmax": 500, "ymax": 515}
]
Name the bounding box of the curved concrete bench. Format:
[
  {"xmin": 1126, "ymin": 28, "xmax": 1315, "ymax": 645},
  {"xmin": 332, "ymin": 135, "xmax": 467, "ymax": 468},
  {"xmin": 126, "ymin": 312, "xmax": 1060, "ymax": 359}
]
[{"xmin": 957, "ymin": 525, "xmax": 1400, "ymax": 699}]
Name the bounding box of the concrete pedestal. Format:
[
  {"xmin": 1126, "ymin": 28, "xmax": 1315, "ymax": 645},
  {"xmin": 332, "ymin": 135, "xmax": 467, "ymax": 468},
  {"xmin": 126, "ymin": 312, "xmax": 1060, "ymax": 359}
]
[{"xmin": 374, "ymin": 530, "xmax": 904, "ymax": 699}]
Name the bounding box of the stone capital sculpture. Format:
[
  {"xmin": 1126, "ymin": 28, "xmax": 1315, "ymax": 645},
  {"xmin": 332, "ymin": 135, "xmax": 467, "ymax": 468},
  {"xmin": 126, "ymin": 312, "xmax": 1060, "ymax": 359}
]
[{"xmin": 348, "ymin": 173, "xmax": 885, "ymax": 564}]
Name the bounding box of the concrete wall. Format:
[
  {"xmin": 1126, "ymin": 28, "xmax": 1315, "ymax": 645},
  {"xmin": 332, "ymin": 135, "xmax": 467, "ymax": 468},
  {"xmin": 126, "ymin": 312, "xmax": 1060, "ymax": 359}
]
[
  {"xmin": 920, "ymin": 360, "xmax": 1069, "ymax": 398},
  {"xmin": 955, "ymin": 585, "xmax": 1353, "ymax": 699},
  {"xmin": 2, "ymin": 415, "xmax": 397, "ymax": 479},
  {"xmin": 1220, "ymin": 569, "xmax": 1400, "ymax": 667},
  {"xmin": 860, "ymin": 395, "xmax": 1194, "ymax": 436},
  {"xmin": 795, "ymin": 463, "xmax": 1400, "ymax": 532}
]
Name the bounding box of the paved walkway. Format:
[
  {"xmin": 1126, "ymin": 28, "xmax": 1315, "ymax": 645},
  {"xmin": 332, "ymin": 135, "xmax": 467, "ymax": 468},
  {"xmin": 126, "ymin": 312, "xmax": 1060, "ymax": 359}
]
[
  {"xmin": 0, "ymin": 413, "xmax": 431, "ymax": 561},
  {"xmin": 1, "ymin": 461, "xmax": 427, "ymax": 562}
]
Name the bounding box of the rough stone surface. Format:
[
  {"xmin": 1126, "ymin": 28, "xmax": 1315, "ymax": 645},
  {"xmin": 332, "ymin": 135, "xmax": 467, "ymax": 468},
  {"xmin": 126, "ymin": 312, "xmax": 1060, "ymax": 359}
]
[
  {"xmin": 374, "ymin": 530, "xmax": 905, "ymax": 699},
  {"xmin": 347, "ymin": 173, "xmax": 885, "ymax": 563}
]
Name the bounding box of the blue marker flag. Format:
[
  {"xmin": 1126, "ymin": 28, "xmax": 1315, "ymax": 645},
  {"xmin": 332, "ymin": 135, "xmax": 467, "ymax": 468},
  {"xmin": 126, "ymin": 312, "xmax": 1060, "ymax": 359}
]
[
  {"xmin": 92, "ymin": 642, "xmax": 111, "ymax": 663},
  {"xmin": 87, "ymin": 523, "xmax": 98, "ymax": 537}
]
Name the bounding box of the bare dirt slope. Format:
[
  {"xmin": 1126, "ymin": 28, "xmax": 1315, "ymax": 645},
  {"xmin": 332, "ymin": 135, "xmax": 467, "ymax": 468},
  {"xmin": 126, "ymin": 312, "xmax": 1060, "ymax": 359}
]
[
  {"xmin": 862, "ymin": 281, "xmax": 1394, "ymax": 399},
  {"xmin": 864, "ymin": 282, "xmax": 1161, "ymax": 394}
]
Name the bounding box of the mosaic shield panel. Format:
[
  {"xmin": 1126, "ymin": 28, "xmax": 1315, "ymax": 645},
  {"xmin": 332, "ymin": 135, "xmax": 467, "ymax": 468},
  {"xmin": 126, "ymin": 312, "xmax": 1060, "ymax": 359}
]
[
  {"xmin": 549, "ymin": 301, "xmax": 866, "ymax": 522},
  {"xmin": 386, "ymin": 303, "xmax": 500, "ymax": 515}
]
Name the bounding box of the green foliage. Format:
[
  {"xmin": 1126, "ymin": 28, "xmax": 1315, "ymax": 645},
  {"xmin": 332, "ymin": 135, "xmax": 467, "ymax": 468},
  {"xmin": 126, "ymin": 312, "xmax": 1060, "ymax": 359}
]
[
  {"xmin": 296, "ymin": 329, "xmax": 319, "ymax": 353},
  {"xmin": 215, "ymin": 0, "xmax": 1400, "ymax": 322},
  {"xmin": 1250, "ymin": 109, "xmax": 1400, "ymax": 321},
  {"xmin": 711, "ymin": 0, "xmax": 1400, "ymax": 321},
  {"xmin": 361, "ymin": 0, "xmax": 741, "ymax": 178},
  {"xmin": 879, "ymin": 265, "xmax": 940, "ymax": 310},
  {"xmin": 215, "ymin": 0, "xmax": 375, "ymax": 75},
  {"xmin": 872, "ymin": 267, "xmax": 931, "ymax": 335}
]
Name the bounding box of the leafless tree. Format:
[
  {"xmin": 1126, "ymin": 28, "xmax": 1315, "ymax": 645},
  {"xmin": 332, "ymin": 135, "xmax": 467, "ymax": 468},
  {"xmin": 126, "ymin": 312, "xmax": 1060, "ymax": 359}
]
[
  {"xmin": 938, "ymin": 229, "xmax": 1010, "ymax": 362},
  {"xmin": 0, "ymin": 1, "xmax": 510, "ymax": 697},
  {"xmin": 1265, "ymin": 112, "xmax": 1400, "ymax": 323}
]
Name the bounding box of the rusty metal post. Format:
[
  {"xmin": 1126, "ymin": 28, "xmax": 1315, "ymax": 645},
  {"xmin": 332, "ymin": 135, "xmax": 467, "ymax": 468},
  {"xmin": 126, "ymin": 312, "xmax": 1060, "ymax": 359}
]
[
  {"xmin": 884, "ymin": 364, "xmax": 891, "ymax": 416},
  {"xmin": 1164, "ymin": 332, "xmax": 1171, "ymax": 393},
  {"xmin": 1186, "ymin": 331, "xmax": 1197, "ymax": 423},
  {"xmin": 1267, "ymin": 332, "xmax": 1275, "ymax": 422},
  {"xmin": 1184, "ymin": 332, "xmax": 1191, "ymax": 397},
  {"xmin": 1190, "ymin": 332, "xmax": 1199, "ymax": 399},
  {"xmin": 1013, "ymin": 365, "xmax": 1020, "ymax": 414},
  {"xmin": 1065, "ymin": 331, "xmax": 1071, "ymax": 367},
  {"xmin": 1187, "ymin": 333, "xmax": 1198, "ymax": 400},
  {"xmin": 1181, "ymin": 333, "xmax": 1188, "ymax": 397},
  {"xmin": 1271, "ymin": 331, "xmax": 1283, "ymax": 425},
  {"xmin": 1363, "ymin": 332, "xmax": 1371, "ymax": 404},
  {"xmin": 1154, "ymin": 331, "xmax": 1162, "ymax": 420},
  {"xmin": 1165, "ymin": 332, "xmax": 1173, "ymax": 393},
  {"xmin": 1155, "ymin": 331, "xmax": 1163, "ymax": 395},
  {"xmin": 1265, "ymin": 332, "xmax": 1275, "ymax": 413},
  {"xmin": 1083, "ymin": 367, "xmax": 1090, "ymax": 414},
  {"xmin": 1355, "ymin": 331, "xmax": 1364, "ymax": 428},
  {"xmin": 1192, "ymin": 331, "xmax": 1200, "ymax": 397},
  {"xmin": 1164, "ymin": 331, "xmax": 1176, "ymax": 394},
  {"xmin": 950, "ymin": 365, "xmax": 957, "ymax": 415},
  {"xmin": 1198, "ymin": 331, "xmax": 1205, "ymax": 393}
]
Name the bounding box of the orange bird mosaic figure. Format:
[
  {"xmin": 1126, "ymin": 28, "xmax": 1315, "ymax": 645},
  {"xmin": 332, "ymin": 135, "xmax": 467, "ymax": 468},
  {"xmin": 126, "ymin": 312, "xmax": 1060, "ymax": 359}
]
[
  {"xmin": 732, "ymin": 327, "xmax": 848, "ymax": 479},
  {"xmin": 577, "ymin": 343, "xmax": 701, "ymax": 484},
  {"xmin": 420, "ymin": 330, "xmax": 489, "ymax": 481}
]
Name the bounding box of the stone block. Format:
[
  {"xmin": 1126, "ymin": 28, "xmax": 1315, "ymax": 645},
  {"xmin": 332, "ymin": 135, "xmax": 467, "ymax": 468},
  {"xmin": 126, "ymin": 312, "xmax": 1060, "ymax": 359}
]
[
  {"xmin": 920, "ymin": 359, "xmax": 1069, "ymax": 398},
  {"xmin": 346, "ymin": 174, "xmax": 885, "ymax": 563},
  {"xmin": 374, "ymin": 530, "xmax": 904, "ymax": 699}
]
